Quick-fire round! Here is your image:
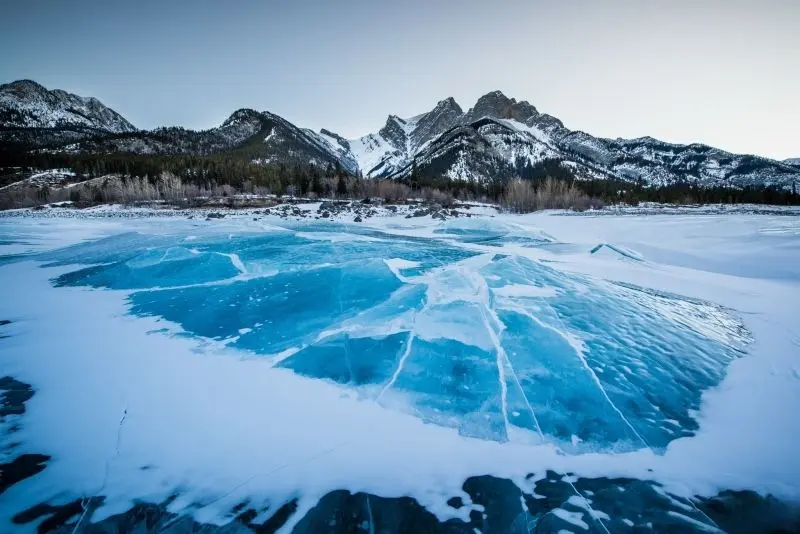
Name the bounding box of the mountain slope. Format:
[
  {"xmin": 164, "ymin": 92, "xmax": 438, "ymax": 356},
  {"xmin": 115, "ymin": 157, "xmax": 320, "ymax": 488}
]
[
  {"xmin": 347, "ymin": 97, "xmax": 464, "ymax": 177},
  {"xmin": 60, "ymin": 108, "xmax": 357, "ymax": 173}
]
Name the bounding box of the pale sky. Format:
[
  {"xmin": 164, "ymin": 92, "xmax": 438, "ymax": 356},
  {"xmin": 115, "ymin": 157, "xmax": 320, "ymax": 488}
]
[{"xmin": 1, "ymin": 0, "xmax": 798, "ymax": 159}]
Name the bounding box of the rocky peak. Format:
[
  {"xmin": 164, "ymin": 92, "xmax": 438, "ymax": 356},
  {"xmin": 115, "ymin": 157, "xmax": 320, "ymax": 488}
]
[
  {"xmin": 378, "ymin": 115, "xmax": 408, "ymax": 152},
  {"xmin": 466, "ymin": 90, "xmax": 539, "ymax": 123},
  {"xmin": 221, "ymin": 108, "xmax": 263, "ymax": 127},
  {"xmin": 408, "ymin": 97, "xmax": 464, "ymax": 151},
  {"xmin": 1, "ymin": 79, "xmax": 49, "ymax": 96},
  {"xmin": 433, "ymin": 96, "xmax": 463, "ymax": 115}
]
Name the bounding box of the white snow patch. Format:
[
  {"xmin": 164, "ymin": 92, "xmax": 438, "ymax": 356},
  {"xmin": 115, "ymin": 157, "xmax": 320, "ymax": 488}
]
[{"xmin": 551, "ymin": 508, "xmax": 589, "ymax": 530}]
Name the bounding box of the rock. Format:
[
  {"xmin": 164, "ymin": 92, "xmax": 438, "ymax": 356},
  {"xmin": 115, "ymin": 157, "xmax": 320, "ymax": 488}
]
[
  {"xmin": 446, "ymin": 496, "xmax": 464, "ymax": 509},
  {"xmin": 0, "ymin": 376, "xmax": 34, "ymax": 417},
  {"xmin": 410, "ymin": 208, "xmax": 430, "ymax": 218},
  {"xmin": 354, "ymin": 216, "xmax": 363, "ymax": 223}
]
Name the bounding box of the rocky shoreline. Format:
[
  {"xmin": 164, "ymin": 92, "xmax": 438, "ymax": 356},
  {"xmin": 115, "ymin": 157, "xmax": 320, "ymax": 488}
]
[{"xmin": 0, "ymin": 198, "xmax": 493, "ymax": 223}]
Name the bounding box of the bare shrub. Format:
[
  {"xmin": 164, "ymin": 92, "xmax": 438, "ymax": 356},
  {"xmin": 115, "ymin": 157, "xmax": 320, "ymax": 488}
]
[
  {"xmin": 502, "ymin": 177, "xmax": 601, "ymax": 213},
  {"xmin": 420, "ymin": 187, "xmax": 454, "ymax": 207},
  {"xmin": 502, "ymin": 179, "xmax": 537, "ymax": 213},
  {"xmin": 362, "ymin": 180, "xmax": 410, "ymax": 203}
]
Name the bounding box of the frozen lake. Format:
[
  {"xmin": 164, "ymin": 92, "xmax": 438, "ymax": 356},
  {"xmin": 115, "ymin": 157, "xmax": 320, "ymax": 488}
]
[{"xmin": 1, "ymin": 205, "xmax": 799, "ymax": 532}]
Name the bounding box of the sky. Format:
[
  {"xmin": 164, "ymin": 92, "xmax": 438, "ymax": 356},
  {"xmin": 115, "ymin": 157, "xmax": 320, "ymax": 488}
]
[{"xmin": 1, "ymin": 0, "xmax": 798, "ymax": 159}]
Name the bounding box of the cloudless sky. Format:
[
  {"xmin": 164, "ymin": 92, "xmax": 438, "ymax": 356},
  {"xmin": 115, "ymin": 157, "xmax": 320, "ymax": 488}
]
[{"xmin": 1, "ymin": 0, "xmax": 798, "ymax": 159}]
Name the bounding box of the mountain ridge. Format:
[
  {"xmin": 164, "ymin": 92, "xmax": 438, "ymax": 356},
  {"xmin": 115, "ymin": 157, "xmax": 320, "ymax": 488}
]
[
  {"xmin": 1, "ymin": 80, "xmax": 797, "ymax": 191},
  {"xmin": 0, "ymin": 79, "xmax": 136, "ymax": 133}
]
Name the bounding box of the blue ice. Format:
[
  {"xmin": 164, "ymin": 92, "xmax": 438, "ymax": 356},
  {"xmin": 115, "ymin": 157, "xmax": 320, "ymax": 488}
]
[{"xmin": 42, "ymin": 222, "xmax": 749, "ymax": 453}]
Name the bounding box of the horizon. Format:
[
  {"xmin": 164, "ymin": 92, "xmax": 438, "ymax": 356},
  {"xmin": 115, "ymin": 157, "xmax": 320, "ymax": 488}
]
[{"xmin": 1, "ymin": 0, "xmax": 799, "ymax": 160}]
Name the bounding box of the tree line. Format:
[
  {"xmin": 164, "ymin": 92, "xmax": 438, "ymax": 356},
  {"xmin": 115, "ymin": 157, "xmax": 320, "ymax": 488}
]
[{"xmin": 1, "ymin": 147, "xmax": 798, "ymax": 208}]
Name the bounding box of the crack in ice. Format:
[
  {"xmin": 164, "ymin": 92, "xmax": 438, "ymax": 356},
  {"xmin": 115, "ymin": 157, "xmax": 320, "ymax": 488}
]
[
  {"xmin": 541, "ymin": 300, "xmax": 650, "ymax": 448},
  {"xmin": 366, "ymin": 495, "xmax": 375, "ymax": 534},
  {"xmin": 377, "ymin": 330, "xmax": 415, "ymax": 402},
  {"xmin": 72, "ymin": 402, "xmax": 128, "ymax": 533}
]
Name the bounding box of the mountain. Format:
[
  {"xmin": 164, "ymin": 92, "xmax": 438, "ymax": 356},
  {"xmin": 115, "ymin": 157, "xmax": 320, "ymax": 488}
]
[
  {"xmin": 2, "ymin": 79, "xmax": 798, "ymax": 190},
  {"xmin": 64, "ymin": 108, "xmax": 355, "ymax": 172},
  {"xmin": 343, "ymin": 91, "xmax": 799, "ymax": 190},
  {"xmin": 347, "ymin": 97, "xmax": 464, "ymax": 177},
  {"xmin": 0, "ymin": 80, "xmax": 137, "ymax": 148},
  {"xmin": 785, "ymin": 158, "xmax": 800, "ymax": 167}
]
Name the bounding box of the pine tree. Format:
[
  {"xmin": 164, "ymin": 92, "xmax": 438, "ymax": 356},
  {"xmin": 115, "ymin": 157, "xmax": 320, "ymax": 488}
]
[
  {"xmin": 336, "ymin": 174, "xmax": 347, "ymax": 197},
  {"xmin": 311, "ymin": 168, "xmax": 323, "ymax": 197}
]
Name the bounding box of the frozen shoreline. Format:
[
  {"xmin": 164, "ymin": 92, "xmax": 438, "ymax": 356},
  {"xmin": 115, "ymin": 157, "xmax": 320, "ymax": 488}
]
[{"xmin": 2, "ymin": 199, "xmax": 799, "ymax": 223}]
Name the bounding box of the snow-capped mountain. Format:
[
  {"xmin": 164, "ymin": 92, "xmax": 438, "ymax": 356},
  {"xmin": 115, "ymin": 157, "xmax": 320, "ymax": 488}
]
[
  {"xmin": 343, "ymin": 91, "xmax": 800, "ymax": 190},
  {"xmin": 346, "ymin": 97, "xmax": 464, "ymax": 177},
  {"xmin": 0, "ymin": 80, "xmax": 136, "ymax": 134},
  {"xmin": 785, "ymin": 158, "xmax": 800, "ymax": 167},
  {"xmin": 2, "ymin": 79, "xmax": 798, "ymax": 190}
]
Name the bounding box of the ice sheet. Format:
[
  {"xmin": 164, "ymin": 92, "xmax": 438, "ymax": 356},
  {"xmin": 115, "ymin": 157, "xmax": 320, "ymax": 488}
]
[{"xmin": 0, "ymin": 208, "xmax": 798, "ymax": 531}]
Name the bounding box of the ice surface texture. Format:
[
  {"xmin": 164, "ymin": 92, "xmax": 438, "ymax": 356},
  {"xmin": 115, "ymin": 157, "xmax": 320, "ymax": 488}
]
[{"xmin": 46, "ymin": 221, "xmax": 749, "ymax": 453}]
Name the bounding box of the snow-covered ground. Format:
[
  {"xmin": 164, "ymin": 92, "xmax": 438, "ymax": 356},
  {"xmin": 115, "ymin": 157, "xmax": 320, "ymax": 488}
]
[
  {"xmin": 0, "ymin": 206, "xmax": 798, "ymax": 532},
  {"xmin": 0, "ymin": 169, "xmax": 77, "ymax": 192}
]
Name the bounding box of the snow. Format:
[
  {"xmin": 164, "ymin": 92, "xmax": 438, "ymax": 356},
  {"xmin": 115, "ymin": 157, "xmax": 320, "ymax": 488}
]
[
  {"xmin": 0, "ymin": 169, "xmax": 80, "ymax": 192},
  {"xmin": 345, "ymin": 100, "xmax": 461, "ymax": 178},
  {"xmin": 348, "ymin": 133, "xmax": 398, "ymax": 177},
  {"xmin": 551, "ymin": 508, "xmax": 589, "ymax": 530},
  {"xmin": 445, "ymin": 149, "xmax": 473, "ymax": 181},
  {"xmin": 497, "ymin": 118, "xmax": 555, "ymax": 147},
  {"xmin": 0, "ymin": 206, "xmax": 799, "ymax": 530}
]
